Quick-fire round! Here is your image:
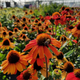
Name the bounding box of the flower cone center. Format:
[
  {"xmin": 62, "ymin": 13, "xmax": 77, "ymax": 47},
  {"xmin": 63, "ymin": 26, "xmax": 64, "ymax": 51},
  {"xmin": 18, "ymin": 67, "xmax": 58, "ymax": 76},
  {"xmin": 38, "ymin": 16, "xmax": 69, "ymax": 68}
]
[
  {"xmin": 37, "ymin": 33, "xmax": 51, "ymax": 46},
  {"xmin": 3, "ymin": 39, "xmax": 10, "ymax": 46},
  {"xmin": 9, "ymin": 32, "xmax": 13, "ymax": 36},
  {"xmin": 57, "ymin": 52, "xmax": 63, "ymax": 60},
  {"xmin": 74, "ymin": 69, "xmax": 80, "ymax": 78},
  {"xmin": 23, "ymin": 71, "xmax": 31, "ymax": 80},
  {"xmin": 64, "ymin": 62, "xmax": 74, "ymax": 73},
  {"xmin": 8, "ymin": 52, "xmax": 20, "ymax": 63},
  {"xmin": 77, "ymin": 24, "xmax": 80, "ymax": 30}
]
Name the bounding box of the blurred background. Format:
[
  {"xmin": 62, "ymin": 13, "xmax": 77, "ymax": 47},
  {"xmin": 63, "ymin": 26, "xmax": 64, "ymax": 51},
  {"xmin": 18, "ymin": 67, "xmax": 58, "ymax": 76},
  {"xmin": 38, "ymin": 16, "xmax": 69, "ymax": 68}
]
[{"xmin": 0, "ymin": 0, "xmax": 80, "ymax": 8}]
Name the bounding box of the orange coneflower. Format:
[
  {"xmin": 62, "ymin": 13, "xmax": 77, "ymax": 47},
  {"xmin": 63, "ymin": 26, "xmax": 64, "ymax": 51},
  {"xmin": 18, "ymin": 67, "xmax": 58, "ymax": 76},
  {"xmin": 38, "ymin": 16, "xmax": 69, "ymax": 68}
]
[
  {"xmin": 19, "ymin": 34, "xmax": 30, "ymax": 41},
  {"xmin": 10, "ymin": 15, "xmax": 17, "ymax": 20},
  {"xmin": 59, "ymin": 61, "xmax": 74, "ymax": 80},
  {"xmin": 1, "ymin": 50, "xmax": 28, "ymax": 74},
  {"xmin": 29, "ymin": 10, "xmax": 34, "ymax": 14},
  {"xmin": 24, "ymin": 11, "xmax": 28, "ymax": 15},
  {"xmin": 52, "ymin": 52, "xmax": 68, "ymax": 65},
  {"xmin": 21, "ymin": 17, "xmax": 27, "ymax": 23},
  {"xmin": 1, "ymin": 31, "xmax": 9, "ymax": 39},
  {"xmin": 8, "ymin": 31, "xmax": 14, "ymax": 38},
  {"xmin": 21, "ymin": 26, "xmax": 29, "ymax": 33},
  {"xmin": 17, "ymin": 65, "xmax": 38, "ymax": 80},
  {"xmin": 13, "ymin": 27, "xmax": 20, "ymax": 36},
  {"xmin": 14, "ymin": 19, "xmax": 21, "ymax": 27},
  {"xmin": 23, "ymin": 33, "xmax": 61, "ymax": 59},
  {"xmin": 0, "ymin": 38, "xmax": 15, "ymax": 49},
  {"xmin": 60, "ymin": 35, "xmax": 70, "ymax": 45},
  {"xmin": 71, "ymin": 22, "xmax": 80, "ymax": 37}
]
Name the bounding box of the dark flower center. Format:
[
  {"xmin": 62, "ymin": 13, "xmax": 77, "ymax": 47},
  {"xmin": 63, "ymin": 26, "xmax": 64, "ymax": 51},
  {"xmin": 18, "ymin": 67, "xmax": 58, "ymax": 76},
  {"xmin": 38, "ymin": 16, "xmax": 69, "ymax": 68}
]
[
  {"xmin": 25, "ymin": 12, "xmax": 27, "ymax": 14},
  {"xmin": 24, "ymin": 27, "xmax": 27, "ymax": 30},
  {"xmin": 22, "ymin": 24, "xmax": 25, "ymax": 27},
  {"xmin": 65, "ymin": 8, "xmax": 70, "ymax": 12},
  {"xmin": 37, "ymin": 37, "xmax": 51, "ymax": 46},
  {"xmin": 28, "ymin": 20, "xmax": 30, "ymax": 22},
  {"xmin": 8, "ymin": 52, "xmax": 20, "ymax": 63},
  {"xmin": 69, "ymin": 26, "xmax": 74, "ymax": 29},
  {"xmin": 3, "ymin": 32, "xmax": 6, "ymax": 36},
  {"xmin": 16, "ymin": 20, "xmax": 20, "ymax": 22},
  {"xmin": 15, "ymin": 29, "xmax": 18, "ymax": 32},
  {"xmin": 23, "ymin": 18, "xmax": 26, "ymax": 21},
  {"xmin": 38, "ymin": 23, "xmax": 41, "ymax": 26},
  {"xmin": 64, "ymin": 62, "xmax": 74, "ymax": 73},
  {"xmin": 62, "ymin": 6, "xmax": 65, "ymax": 10},
  {"xmin": 23, "ymin": 71, "xmax": 31, "ymax": 80},
  {"xmin": 9, "ymin": 38, "xmax": 13, "ymax": 42},
  {"xmin": 74, "ymin": 69, "xmax": 80, "ymax": 78},
  {"xmin": 13, "ymin": 16, "xmax": 15, "ymax": 19},
  {"xmin": 49, "ymin": 30, "xmax": 51, "ymax": 32},
  {"xmin": 23, "ymin": 36, "xmax": 26, "ymax": 39},
  {"xmin": 52, "ymin": 64, "xmax": 56, "ymax": 70},
  {"xmin": 9, "ymin": 32, "xmax": 13, "ymax": 36},
  {"xmin": 66, "ymin": 16, "xmax": 71, "ymax": 18},
  {"xmin": 33, "ymin": 61, "xmax": 42, "ymax": 71},
  {"xmin": 3, "ymin": 39, "xmax": 10, "ymax": 46},
  {"xmin": 77, "ymin": 24, "xmax": 80, "ymax": 30},
  {"xmin": 61, "ymin": 36, "xmax": 67, "ymax": 41},
  {"xmin": 35, "ymin": 20, "xmax": 38, "ymax": 23},
  {"xmin": 32, "ymin": 28, "xmax": 35, "ymax": 31},
  {"xmin": 45, "ymin": 26, "xmax": 48, "ymax": 29},
  {"xmin": 57, "ymin": 52, "xmax": 63, "ymax": 60}
]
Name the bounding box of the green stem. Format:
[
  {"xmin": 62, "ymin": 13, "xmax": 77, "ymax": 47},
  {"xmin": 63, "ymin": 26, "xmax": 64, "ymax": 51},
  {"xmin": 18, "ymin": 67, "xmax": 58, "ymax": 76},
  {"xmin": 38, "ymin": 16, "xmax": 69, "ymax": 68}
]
[{"xmin": 45, "ymin": 56, "xmax": 48, "ymax": 80}]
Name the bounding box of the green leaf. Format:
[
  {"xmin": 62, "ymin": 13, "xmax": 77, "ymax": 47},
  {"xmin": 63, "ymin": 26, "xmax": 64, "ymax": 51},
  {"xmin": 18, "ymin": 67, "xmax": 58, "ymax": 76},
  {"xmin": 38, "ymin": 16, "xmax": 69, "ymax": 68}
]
[{"xmin": 64, "ymin": 49, "xmax": 75, "ymax": 57}]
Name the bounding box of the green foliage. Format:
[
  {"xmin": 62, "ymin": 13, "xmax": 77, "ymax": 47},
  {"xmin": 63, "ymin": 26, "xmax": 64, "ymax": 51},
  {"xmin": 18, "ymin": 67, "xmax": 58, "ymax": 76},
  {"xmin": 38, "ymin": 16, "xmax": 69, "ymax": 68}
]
[{"xmin": 34, "ymin": 3, "xmax": 63, "ymax": 16}]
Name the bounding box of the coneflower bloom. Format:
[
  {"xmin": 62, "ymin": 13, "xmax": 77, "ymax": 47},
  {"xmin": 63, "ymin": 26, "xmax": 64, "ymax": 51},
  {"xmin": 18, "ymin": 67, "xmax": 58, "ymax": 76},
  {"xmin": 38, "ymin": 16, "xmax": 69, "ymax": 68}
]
[
  {"xmin": 1, "ymin": 31, "xmax": 8, "ymax": 39},
  {"xmin": 8, "ymin": 31, "xmax": 14, "ymax": 38},
  {"xmin": 52, "ymin": 52, "xmax": 68, "ymax": 65},
  {"xmin": 71, "ymin": 22, "xmax": 80, "ymax": 37},
  {"xmin": 23, "ymin": 33, "xmax": 61, "ymax": 59},
  {"xmin": 60, "ymin": 61, "xmax": 74, "ymax": 80},
  {"xmin": 1, "ymin": 50, "xmax": 28, "ymax": 74},
  {"xmin": 0, "ymin": 38, "xmax": 15, "ymax": 49},
  {"xmin": 17, "ymin": 66, "xmax": 38, "ymax": 80},
  {"xmin": 21, "ymin": 26, "xmax": 29, "ymax": 33},
  {"xmin": 19, "ymin": 34, "xmax": 30, "ymax": 41},
  {"xmin": 60, "ymin": 35, "xmax": 70, "ymax": 45},
  {"xmin": 66, "ymin": 69, "xmax": 80, "ymax": 80}
]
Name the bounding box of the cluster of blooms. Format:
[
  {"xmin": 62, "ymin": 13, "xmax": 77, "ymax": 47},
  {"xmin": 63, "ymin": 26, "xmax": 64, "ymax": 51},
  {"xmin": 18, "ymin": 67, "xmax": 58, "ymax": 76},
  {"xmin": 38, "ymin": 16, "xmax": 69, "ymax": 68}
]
[{"xmin": 0, "ymin": 6, "xmax": 80, "ymax": 80}]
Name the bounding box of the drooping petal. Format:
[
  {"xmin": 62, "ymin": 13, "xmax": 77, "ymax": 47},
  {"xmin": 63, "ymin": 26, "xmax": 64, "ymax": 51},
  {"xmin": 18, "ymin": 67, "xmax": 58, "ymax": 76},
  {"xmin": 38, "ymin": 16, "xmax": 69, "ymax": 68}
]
[
  {"xmin": 29, "ymin": 45, "xmax": 38, "ymax": 55},
  {"xmin": 30, "ymin": 59, "xmax": 36, "ymax": 64},
  {"xmin": 1, "ymin": 60, "xmax": 7, "ymax": 66},
  {"xmin": 33, "ymin": 46, "xmax": 38, "ymax": 59},
  {"xmin": 51, "ymin": 39, "xmax": 61, "ymax": 48},
  {"xmin": 48, "ymin": 44, "xmax": 58, "ymax": 55},
  {"xmin": 37, "ymin": 58, "xmax": 44, "ymax": 67},
  {"xmin": 16, "ymin": 62, "xmax": 23, "ymax": 72},
  {"xmin": 38, "ymin": 46, "xmax": 44, "ymax": 58},
  {"xmin": 1, "ymin": 62, "xmax": 9, "ymax": 70},
  {"xmin": 23, "ymin": 41, "xmax": 37, "ymax": 51},
  {"xmin": 44, "ymin": 46, "xmax": 52, "ymax": 59}
]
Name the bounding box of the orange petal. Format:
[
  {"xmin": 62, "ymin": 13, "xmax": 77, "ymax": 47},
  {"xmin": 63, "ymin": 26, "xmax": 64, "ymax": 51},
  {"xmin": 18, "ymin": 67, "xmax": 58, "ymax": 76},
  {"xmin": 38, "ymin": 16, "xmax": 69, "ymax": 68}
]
[
  {"xmin": 1, "ymin": 60, "xmax": 7, "ymax": 66},
  {"xmin": 19, "ymin": 59, "xmax": 28, "ymax": 65},
  {"xmin": 30, "ymin": 59, "xmax": 36, "ymax": 64},
  {"xmin": 16, "ymin": 62, "xmax": 23, "ymax": 72},
  {"xmin": 29, "ymin": 45, "xmax": 38, "ymax": 55},
  {"xmin": 44, "ymin": 46, "xmax": 52, "ymax": 59},
  {"xmin": 51, "ymin": 39, "xmax": 61, "ymax": 48},
  {"xmin": 33, "ymin": 46, "xmax": 38, "ymax": 59},
  {"xmin": 38, "ymin": 46, "xmax": 44, "ymax": 58},
  {"xmin": 48, "ymin": 44, "xmax": 58, "ymax": 55},
  {"xmin": 37, "ymin": 58, "xmax": 44, "ymax": 67},
  {"xmin": 1, "ymin": 62, "xmax": 8, "ymax": 70},
  {"xmin": 23, "ymin": 41, "xmax": 37, "ymax": 51}
]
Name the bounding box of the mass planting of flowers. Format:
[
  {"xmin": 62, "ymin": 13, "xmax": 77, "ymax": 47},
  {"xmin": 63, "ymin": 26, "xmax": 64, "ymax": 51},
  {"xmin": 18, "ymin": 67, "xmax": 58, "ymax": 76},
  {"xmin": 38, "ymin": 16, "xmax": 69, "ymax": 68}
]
[{"xmin": 0, "ymin": 6, "xmax": 80, "ymax": 80}]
